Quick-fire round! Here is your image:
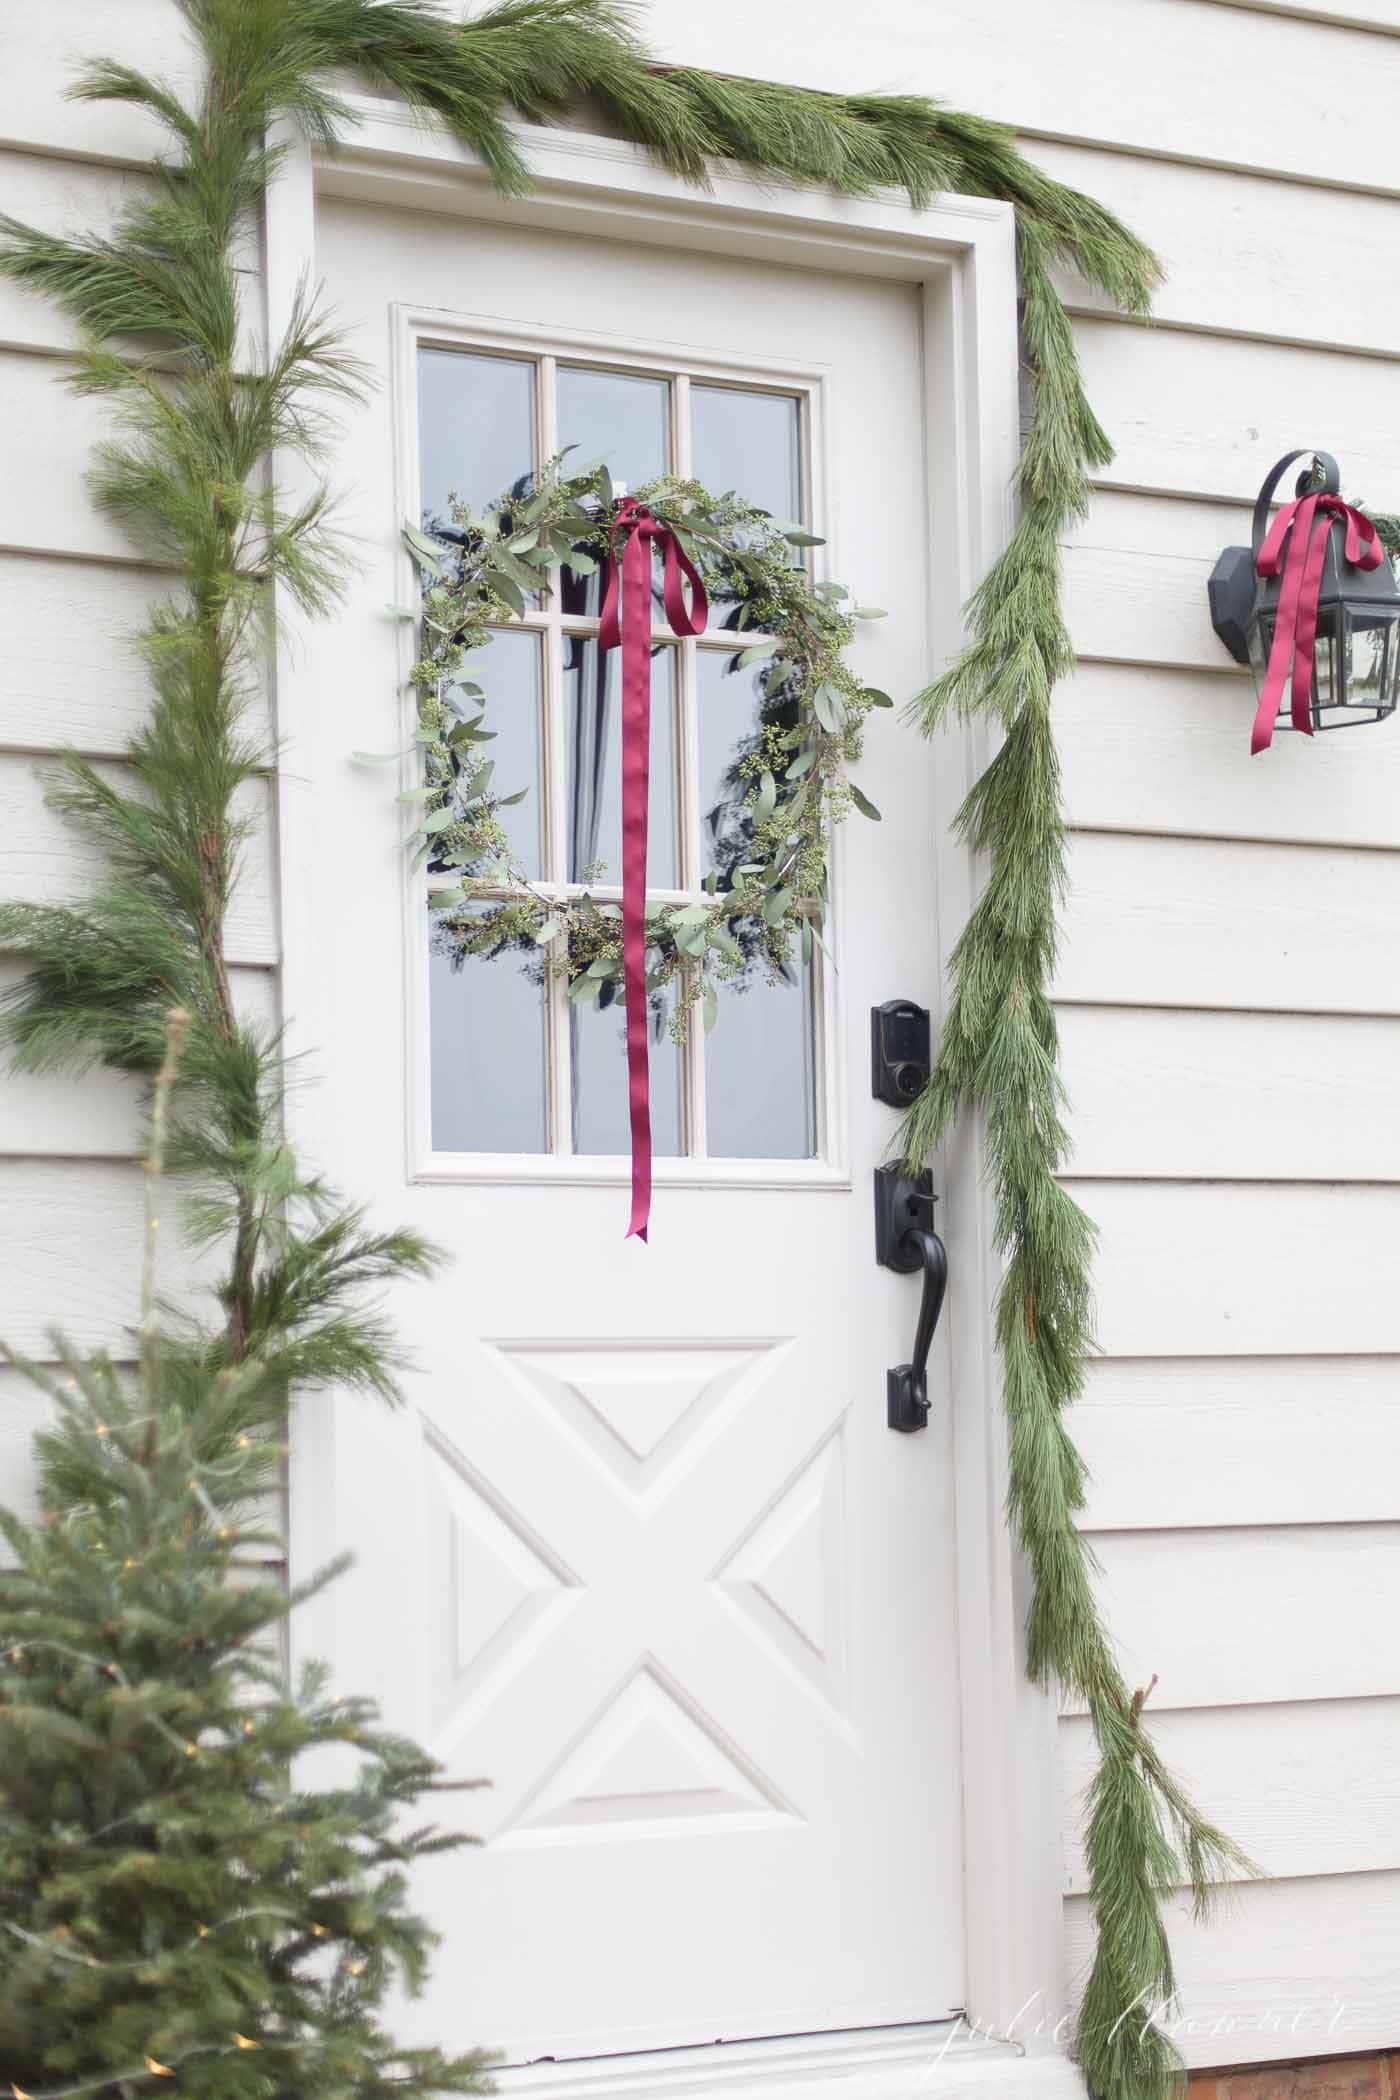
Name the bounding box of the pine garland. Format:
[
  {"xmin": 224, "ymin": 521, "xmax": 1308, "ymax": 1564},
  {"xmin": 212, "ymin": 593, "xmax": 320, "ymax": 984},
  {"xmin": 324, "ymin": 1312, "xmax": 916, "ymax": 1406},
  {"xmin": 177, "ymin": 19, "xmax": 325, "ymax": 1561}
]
[{"xmin": 0, "ymin": 4, "xmax": 1249, "ymax": 2095}]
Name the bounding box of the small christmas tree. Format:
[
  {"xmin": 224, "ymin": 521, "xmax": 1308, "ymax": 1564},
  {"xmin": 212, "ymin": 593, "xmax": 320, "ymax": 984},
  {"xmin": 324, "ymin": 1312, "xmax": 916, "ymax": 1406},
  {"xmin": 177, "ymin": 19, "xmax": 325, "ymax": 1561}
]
[{"xmin": 0, "ymin": 1017, "xmax": 492, "ymax": 2100}]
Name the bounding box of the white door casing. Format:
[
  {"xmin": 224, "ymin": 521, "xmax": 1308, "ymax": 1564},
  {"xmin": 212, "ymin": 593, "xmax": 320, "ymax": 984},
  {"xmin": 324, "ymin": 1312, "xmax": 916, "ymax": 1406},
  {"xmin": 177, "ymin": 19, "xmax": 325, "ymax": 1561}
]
[{"xmin": 268, "ymin": 106, "xmax": 1070, "ymax": 2094}]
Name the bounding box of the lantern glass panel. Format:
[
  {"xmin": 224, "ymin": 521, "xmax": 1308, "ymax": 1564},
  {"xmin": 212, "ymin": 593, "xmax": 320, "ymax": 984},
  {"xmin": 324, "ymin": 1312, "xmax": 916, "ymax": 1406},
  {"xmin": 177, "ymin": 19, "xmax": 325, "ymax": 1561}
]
[
  {"xmin": 1342, "ymin": 603, "xmax": 1400, "ymax": 716},
  {"xmin": 1248, "ymin": 602, "xmax": 1400, "ymax": 729}
]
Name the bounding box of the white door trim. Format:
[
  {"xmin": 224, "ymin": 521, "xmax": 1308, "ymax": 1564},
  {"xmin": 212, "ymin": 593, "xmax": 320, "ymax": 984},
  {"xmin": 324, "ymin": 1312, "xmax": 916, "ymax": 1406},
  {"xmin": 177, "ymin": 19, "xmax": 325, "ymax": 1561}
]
[{"xmin": 264, "ymin": 99, "xmax": 1074, "ymax": 2084}]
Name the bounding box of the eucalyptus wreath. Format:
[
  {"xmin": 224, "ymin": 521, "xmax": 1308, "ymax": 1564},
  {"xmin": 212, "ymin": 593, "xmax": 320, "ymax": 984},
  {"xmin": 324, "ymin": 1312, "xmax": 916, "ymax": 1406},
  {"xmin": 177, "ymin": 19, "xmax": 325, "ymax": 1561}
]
[{"xmin": 403, "ymin": 458, "xmax": 887, "ymax": 1038}]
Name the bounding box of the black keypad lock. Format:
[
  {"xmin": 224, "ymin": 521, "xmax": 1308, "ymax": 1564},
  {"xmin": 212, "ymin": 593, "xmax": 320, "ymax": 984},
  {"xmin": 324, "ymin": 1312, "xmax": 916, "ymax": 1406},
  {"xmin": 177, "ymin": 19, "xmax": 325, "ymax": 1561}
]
[{"xmin": 870, "ymin": 999, "xmax": 931, "ymax": 1107}]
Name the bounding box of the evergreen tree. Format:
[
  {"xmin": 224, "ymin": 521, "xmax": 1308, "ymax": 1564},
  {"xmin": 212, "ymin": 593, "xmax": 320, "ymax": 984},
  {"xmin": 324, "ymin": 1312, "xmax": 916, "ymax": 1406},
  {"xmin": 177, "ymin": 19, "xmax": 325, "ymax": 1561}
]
[{"xmin": 0, "ymin": 1020, "xmax": 491, "ymax": 2100}]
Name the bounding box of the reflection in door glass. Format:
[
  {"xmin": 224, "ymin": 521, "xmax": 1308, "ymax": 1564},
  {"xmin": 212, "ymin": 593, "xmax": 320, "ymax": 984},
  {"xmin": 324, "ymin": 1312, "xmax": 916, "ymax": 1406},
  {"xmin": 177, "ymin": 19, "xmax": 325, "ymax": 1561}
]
[
  {"xmin": 557, "ymin": 366, "xmax": 672, "ymax": 620},
  {"xmin": 691, "ymin": 385, "xmax": 802, "ymax": 520},
  {"xmin": 691, "ymin": 386, "xmax": 803, "ymax": 623},
  {"xmin": 706, "ymin": 961, "xmax": 817, "ymax": 1160},
  {"xmin": 567, "ymin": 642, "xmax": 677, "ymax": 887},
  {"xmin": 429, "ymin": 914, "xmax": 547, "ymax": 1153},
  {"xmin": 572, "ymin": 978, "xmax": 683, "ymax": 1159},
  {"xmin": 418, "ymin": 350, "xmax": 534, "ymax": 529},
  {"xmin": 443, "ymin": 627, "xmax": 542, "ymax": 876},
  {"xmin": 557, "ymin": 366, "xmax": 670, "ymax": 491},
  {"xmin": 695, "ymin": 644, "xmax": 793, "ymax": 882}
]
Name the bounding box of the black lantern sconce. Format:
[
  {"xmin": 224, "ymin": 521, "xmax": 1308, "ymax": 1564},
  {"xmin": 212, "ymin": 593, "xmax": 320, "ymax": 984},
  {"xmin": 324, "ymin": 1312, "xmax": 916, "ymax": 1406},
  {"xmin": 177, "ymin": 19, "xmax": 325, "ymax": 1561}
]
[{"xmin": 1208, "ymin": 449, "xmax": 1400, "ymax": 752}]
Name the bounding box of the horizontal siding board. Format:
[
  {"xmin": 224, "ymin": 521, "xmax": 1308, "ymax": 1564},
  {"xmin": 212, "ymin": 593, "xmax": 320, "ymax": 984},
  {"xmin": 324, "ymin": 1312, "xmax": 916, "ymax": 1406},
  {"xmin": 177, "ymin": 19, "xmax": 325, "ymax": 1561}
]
[
  {"xmin": 0, "ymin": 755, "xmax": 278, "ymax": 968},
  {"xmin": 0, "ymin": 960, "xmax": 277, "ymax": 1157},
  {"xmin": 1061, "ymin": 490, "xmax": 1251, "ymax": 672},
  {"xmin": 1066, "ymin": 1871, "xmax": 1400, "ymax": 2069},
  {"xmin": 1065, "ymin": 1524, "xmax": 1400, "ymax": 1712},
  {"xmin": 0, "ymin": 352, "xmax": 140, "ymax": 564},
  {"xmin": 1031, "ymin": 138, "xmax": 1400, "ymax": 356},
  {"xmin": 1057, "ymin": 664, "xmax": 1400, "ymax": 850},
  {"xmin": 1075, "ymin": 317, "xmax": 1400, "ymax": 505},
  {"xmin": 650, "ymin": 0, "xmax": 1400, "ymax": 192},
  {"xmin": 1070, "ymin": 1181, "xmax": 1400, "ymax": 1356},
  {"xmin": 1063, "ymin": 546, "xmax": 1228, "ymax": 674},
  {"xmin": 1056, "ymin": 833, "xmax": 1400, "ymax": 1016},
  {"xmin": 0, "ymin": 552, "xmax": 270, "ymax": 758},
  {"xmin": 0, "ymin": 1159, "xmax": 215, "ymax": 1357},
  {"xmin": 0, "ymin": 5, "xmax": 192, "ymax": 164},
  {"xmin": 0, "ymin": 554, "xmax": 175, "ymax": 754},
  {"xmin": 1058, "ymin": 1007, "xmax": 1400, "ymax": 1180},
  {"xmin": 1060, "ymin": 1698, "xmax": 1400, "ymax": 1888},
  {"xmin": 0, "ymin": 154, "xmax": 149, "ymax": 353},
  {"xmin": 0, "ymin": 1364, "xmax": 59, "ymax": 1527},
  {"xmin": 1070, "ymin": 1356, "xmax": 1400, "ymax": 1529}
]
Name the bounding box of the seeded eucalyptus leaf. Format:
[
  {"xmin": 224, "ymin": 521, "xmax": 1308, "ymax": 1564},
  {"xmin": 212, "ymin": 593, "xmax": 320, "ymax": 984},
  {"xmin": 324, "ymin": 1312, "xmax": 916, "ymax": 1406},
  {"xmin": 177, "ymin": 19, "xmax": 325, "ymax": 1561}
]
[
  {"xmin": 568, "ymin": 974, "xmax": 602, "ymax": 1005},
  {"xmin": 702, "ymin": 982, "xmax": 719, "ymax": 1033},
  {"xmin": 786, "ymin": 748, "xmax": 816, "ymax": 778},
  {"xmin": 781, "ymin": 528, "xmax": 826, "ymax": 547},
  {"xmin": 853, "ymin": 605, "xmax": 887, "ymax": 619},
  {"xmin": 863, "ymin": 687, "xmax": 895, "ymax": 709},
  {"xmin": 492, "ymin": 573, "xmax": 525, "ymax": 616},
  {"xmin": 754, "ymin": 770, "xmax": 778, "ymax": 824},
  {"xmin": 850, "ymin": 783, "xmax": 882, "ymax": 821},
  {"xmin": 813, "ymin": 684, "xmax": 846, "ymax": 733},
  {"xmin": 420, "ymin": 807, "xmax": 455, "ymax": 834},
  {"xmin": 736, "ymin": 639, "xmax": 778, "ymax": 668},
  {"xmin": 403, "ymin": 523, "xmax": 448, "ymax": 575},
  {"xmin": 494, "ymin": 787, "xmax": 529, "ymax": 808}
]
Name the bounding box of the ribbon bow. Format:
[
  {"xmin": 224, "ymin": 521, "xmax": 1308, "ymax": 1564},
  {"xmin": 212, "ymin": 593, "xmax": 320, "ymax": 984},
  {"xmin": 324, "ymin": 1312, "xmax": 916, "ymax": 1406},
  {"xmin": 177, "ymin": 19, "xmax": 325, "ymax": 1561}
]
[
  {"xmin": 1251, "ymin": 490, "xmax": 1383, "ymax": 754},
  {"xmin": 598, "ymin": 498, "xmax": 708, "ymax": 1240}
]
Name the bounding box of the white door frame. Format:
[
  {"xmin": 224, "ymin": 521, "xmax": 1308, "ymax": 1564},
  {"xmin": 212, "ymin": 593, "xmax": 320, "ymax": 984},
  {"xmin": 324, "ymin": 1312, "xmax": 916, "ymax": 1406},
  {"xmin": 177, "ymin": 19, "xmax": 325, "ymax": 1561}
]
[{"xmin": 264, "ymin": 96, "xmax": 1075, "ymax": 2100}]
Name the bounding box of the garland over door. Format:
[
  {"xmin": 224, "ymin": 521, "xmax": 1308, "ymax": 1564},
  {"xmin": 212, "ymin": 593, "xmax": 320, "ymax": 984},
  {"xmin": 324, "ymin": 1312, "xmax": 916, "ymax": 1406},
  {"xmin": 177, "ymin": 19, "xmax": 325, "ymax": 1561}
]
[{"xmin": 287, "ymin": 191, "xmax": 963, "ymax": 2065}]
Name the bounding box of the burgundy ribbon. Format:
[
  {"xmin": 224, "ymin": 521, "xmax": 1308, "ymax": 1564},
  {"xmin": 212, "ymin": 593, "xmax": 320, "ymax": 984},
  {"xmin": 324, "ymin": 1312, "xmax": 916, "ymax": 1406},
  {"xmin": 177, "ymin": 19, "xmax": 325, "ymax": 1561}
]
[
  {"xmin": 1251, "ymin": 491, "xmax": 1383, "ymax": 755},
  {"xmin": 598, "ymin": 498, "xmax": 708, "ymax": 1239}
]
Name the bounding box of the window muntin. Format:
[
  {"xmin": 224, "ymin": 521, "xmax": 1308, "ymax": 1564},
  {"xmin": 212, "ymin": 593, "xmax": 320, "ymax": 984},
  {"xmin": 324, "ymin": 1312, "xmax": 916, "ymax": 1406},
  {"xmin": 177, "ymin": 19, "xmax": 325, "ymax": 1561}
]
[{"xmin": 417, "ymin": 343, "xmax": 821, "ymax": 1165}]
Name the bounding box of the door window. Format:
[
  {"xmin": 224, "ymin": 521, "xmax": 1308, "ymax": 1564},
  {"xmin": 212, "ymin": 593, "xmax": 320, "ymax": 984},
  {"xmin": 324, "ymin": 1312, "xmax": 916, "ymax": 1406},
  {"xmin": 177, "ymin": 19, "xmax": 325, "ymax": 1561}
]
[{"xmin": 418, "ymin": 344, "xmax": 823, "ymax": 1164}]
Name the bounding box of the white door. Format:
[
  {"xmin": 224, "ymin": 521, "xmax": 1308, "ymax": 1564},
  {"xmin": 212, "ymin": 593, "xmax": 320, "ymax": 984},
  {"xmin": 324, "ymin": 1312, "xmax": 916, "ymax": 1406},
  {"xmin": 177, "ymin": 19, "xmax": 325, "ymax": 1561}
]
[{"xmin": 286, "ymin": 192, "xmax": 964, "ymax": 2066}]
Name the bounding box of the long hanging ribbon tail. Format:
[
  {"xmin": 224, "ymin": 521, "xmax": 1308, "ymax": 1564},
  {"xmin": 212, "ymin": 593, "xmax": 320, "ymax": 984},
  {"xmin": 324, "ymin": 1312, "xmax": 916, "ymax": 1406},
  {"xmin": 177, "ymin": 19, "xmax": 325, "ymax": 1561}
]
[
  {"xmin": 598, "ymin": 501, "xmax": 707, "ymax": 1240},
  {"xmin": 1251, "ymin": 491, "xmax": 1383, "ymax": 755}
]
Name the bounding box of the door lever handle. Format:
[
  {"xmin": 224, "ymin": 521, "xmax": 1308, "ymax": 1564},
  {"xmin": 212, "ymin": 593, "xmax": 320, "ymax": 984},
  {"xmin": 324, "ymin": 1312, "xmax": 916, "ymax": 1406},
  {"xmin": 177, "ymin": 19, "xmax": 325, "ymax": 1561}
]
[{"xmin": 873, "ymin": 1163, "xmax": 948, "ymax": 1433}]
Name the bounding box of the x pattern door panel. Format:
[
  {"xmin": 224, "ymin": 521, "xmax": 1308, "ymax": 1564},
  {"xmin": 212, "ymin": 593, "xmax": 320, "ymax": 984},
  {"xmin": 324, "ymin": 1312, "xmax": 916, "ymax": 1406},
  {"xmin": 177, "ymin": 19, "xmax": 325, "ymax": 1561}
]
[{"xmin": 422, "ymin": 1334, "xmax": 851, "ymax": 1845}]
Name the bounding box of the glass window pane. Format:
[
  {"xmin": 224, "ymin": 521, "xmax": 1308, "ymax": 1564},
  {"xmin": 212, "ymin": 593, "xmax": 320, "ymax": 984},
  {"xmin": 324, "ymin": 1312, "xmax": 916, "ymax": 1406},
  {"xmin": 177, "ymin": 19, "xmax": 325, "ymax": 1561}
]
[
  {"xmin": 418, "ymin": 349, "xmax": 534, "ymax": 530},
  {"xmin": 706, "ymin": 962, "xmax": 817, "ymax": 1161},
  {"xmin": 691, "ymin": 387, "xmax": 804, "ymax": 626},
  {"xmin": 571, "ymin": 980, "xmax": 682, "ymax": 1160},
  {"xmin": 557, "ymin": 367, "xmax": 672, "ymax": 621},
  {"xmin": 438, "ymin": 627, "xmax": 541, "ymax": 876},
  {"xmin": 695, "ymin": 644, "xmax": 795, "ymax": 881},
  {"xmin": 691, "ymin": 385, "xmax": 802, "ymax": 523},
  {"xmin": 429, "ymin": 915, "xmax": 548, "ymax": 1153},
  {"xmin": 557, "ymin": 366, "xmax": 670, "ymax": 492},
  {"xmin": 567, "ymin": 641, "xmax": 677, "ymax": 888}
]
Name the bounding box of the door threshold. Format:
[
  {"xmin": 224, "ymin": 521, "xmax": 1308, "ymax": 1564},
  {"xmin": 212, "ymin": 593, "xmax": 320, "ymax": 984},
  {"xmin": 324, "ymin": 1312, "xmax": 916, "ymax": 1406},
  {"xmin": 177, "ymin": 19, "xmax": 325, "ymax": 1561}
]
[{"xmin": 492, "ymin": 2023, "xmax": 1087, "ymax": 2099}]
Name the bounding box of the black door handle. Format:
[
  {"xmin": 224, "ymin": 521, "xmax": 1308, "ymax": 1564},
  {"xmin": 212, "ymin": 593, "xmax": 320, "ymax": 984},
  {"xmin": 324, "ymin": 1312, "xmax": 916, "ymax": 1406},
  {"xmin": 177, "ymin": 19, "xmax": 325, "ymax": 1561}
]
[{"xmin": 874, "ymin": 1163, "xmax": 948, "ymax": 1433}]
